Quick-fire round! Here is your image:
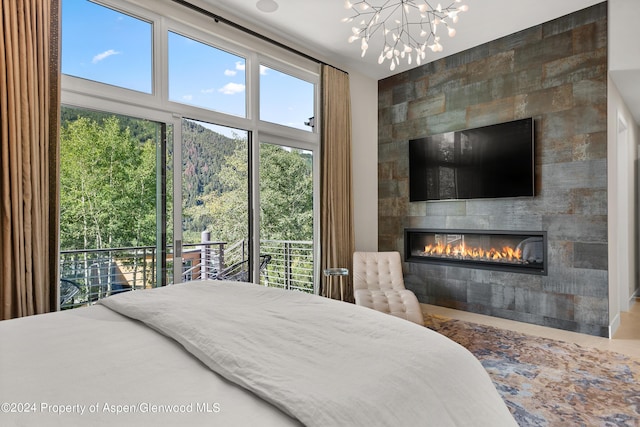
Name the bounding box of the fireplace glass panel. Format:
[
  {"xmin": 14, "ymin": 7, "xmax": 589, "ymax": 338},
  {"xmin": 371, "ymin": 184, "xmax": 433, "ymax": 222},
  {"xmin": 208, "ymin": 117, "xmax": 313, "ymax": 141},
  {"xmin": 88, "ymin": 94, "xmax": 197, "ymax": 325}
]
[{"xmin": 405, "ymin": 229, "xmax": 546, "ymax": 275}]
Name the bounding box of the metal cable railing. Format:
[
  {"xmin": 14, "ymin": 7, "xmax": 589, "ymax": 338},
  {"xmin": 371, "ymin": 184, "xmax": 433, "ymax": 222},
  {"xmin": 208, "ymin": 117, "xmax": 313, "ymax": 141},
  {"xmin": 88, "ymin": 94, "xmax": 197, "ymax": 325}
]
[{"xmin": 59, "ymin": 239, "xmax": 315, "ymax": 309}]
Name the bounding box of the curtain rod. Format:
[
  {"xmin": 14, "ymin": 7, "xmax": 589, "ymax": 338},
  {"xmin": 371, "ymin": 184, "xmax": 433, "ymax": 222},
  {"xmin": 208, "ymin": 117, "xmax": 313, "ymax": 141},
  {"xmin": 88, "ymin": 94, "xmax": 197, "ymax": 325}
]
[{"xmin": 170, "ymin": 0, "xmax": 348, "ymax": 75}]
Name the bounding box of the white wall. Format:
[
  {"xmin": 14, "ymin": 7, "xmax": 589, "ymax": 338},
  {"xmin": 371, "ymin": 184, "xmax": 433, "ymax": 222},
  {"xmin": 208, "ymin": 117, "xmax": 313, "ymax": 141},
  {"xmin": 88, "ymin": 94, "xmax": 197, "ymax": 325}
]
[
  {"xmin": 609, "ymin": 0, "xmax": 640, "ymax": 124},
  {"xmin": 607, "ymin": 0, "xmax": 640, "ymax": 336},
  {"xmin": 349, "ymin": 71, "xmax": 379, "ymax": 251},
  {"xmin": 609, "ymin": 0, "xmax": 640, "ymax": 71},
  {"xmin": 607, "ymin": 76, "xmax": 640, "ymax": 336}
]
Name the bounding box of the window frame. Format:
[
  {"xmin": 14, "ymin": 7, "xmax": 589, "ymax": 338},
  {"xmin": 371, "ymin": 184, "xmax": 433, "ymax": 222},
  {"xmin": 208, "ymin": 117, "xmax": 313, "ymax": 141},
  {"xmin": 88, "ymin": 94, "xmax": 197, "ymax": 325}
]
[{"xmin": 60, "ymin": 0, "xmax": 321, "ymax": 292}]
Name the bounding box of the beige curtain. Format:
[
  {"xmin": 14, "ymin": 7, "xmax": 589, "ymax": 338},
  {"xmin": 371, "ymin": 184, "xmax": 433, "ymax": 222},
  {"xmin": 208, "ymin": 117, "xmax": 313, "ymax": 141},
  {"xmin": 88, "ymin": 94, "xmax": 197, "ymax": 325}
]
[
  {"xmin": 0, "ymin": 0, "xmax": 60, "ymax": 319},
  {"xmin": 320, "ymin": 65, "xmax": 355, "ymax": 301}
]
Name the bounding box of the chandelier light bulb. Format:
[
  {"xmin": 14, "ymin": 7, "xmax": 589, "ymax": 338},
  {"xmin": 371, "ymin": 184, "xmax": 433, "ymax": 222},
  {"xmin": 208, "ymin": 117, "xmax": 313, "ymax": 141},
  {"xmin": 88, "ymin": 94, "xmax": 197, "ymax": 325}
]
[{"xmin": 342, "ymin": 0, "xmax": 468, "ymax": 68}]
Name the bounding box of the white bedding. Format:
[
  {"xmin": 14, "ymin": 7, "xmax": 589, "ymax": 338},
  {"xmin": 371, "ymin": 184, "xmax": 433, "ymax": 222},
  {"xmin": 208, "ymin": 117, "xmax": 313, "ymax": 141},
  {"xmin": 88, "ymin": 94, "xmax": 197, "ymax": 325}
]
[{"xmin": 0, "ymin": 280, "xmax": 517, "ymax": 426}]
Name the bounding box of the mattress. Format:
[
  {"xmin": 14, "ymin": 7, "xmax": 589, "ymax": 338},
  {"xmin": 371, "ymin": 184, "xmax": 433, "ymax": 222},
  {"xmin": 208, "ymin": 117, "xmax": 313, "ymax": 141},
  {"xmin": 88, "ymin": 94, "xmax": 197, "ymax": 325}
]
[{"xmin": 0, "ymin": 280, "xmax": 517, "ymax": 426}]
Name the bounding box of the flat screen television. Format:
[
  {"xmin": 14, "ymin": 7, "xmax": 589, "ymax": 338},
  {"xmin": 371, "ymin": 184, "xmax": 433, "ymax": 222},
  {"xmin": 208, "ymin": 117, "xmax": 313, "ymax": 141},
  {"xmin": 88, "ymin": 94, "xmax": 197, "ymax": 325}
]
[{"xmin": 409, "ymin": 118, "xmax": 535, "ymax": 201}]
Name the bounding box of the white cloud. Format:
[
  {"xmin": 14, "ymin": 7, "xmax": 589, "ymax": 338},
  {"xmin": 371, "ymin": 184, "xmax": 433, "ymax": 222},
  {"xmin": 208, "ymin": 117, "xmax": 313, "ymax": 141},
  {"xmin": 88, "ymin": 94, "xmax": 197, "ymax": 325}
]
[
  {"xmin": 260, "ymin": 65, "xmax": 268, "ymax": 75},
  {"xmin": 92, "ymin": 49, "xmax": 121, "ymax": 64},
  {"xmin": 201, "ymin": 88, "xmax": 216, "ymax": 94},
  {"xmin": 182, "ymin": 94, "xmax": 193, "ymax": 101},
  {"xmin": 224, "ymin": 69, "xmax": 237, "ymax": 76},
  {"xmin": 235, "ymin": 61, "xmax": 245, "ymax": 71},
  {"xmin": 219, "ymin": 83, "xmax": 246, "ymax": 95}
]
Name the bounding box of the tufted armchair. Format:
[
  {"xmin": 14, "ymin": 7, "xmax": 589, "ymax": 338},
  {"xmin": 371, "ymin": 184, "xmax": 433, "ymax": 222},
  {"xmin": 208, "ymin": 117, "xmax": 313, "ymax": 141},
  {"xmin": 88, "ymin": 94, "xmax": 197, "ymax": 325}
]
[{"xmin": 352, "ymin": 251, "xmax": 424, "ymax": 325}]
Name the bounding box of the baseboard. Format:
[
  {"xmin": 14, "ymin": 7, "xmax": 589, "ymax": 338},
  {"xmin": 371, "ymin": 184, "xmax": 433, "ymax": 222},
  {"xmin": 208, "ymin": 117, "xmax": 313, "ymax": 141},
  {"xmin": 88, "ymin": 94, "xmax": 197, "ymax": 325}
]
[{"xmin": 608, "ymin": 313, "xmax": 621, "ymax": 339}]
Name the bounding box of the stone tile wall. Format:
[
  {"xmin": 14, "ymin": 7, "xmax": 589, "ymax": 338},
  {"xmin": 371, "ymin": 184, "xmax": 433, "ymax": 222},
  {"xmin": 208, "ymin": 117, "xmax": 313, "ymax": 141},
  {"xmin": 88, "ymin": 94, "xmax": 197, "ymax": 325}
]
[{"xmin": 378, "ymin": 3, "xmax": 609, "ymax": 336}]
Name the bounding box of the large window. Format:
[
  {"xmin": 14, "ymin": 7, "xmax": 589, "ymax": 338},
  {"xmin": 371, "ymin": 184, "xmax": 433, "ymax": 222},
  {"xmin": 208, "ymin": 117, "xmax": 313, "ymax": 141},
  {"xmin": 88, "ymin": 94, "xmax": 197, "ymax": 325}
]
[
  {"xmin": 60, "ymin": 0, "xmax": 320, "ymax": 304},
  {"xmin": 59, "ymin": 106, "xmax": 172, "ymax": 307},
  {"xmin": 259, "ymin": 142, "xmax": 314, "ymax": 292}
]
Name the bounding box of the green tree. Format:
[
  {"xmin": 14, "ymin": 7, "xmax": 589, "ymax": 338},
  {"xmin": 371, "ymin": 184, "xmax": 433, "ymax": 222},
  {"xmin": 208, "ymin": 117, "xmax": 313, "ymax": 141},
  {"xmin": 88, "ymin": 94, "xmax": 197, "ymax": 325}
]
[
  {"xmin": 181, "ymin": 119, "xmax": 239, "ymax": 240},
  {"xmin": 60, "ymin": 114, "xmax": 157, "ymax": 250},
  {"xmin": 183, "ymin": 136, "xmax": 248, "ymax": 245},
  {"xmin": 259, "ymin": 144, "xmax": 313, "ymax": 242},
  {"xmin": 185, "ymin": 142, "xmax": 313, "ymax": 245}
]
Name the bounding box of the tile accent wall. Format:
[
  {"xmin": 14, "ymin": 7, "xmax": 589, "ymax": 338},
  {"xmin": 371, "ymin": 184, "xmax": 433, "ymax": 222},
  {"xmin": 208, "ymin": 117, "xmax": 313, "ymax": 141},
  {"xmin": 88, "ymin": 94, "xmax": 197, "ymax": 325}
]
[{"xmin": 377, "ymin": 3, "xmax": 609, "ymax": 336}]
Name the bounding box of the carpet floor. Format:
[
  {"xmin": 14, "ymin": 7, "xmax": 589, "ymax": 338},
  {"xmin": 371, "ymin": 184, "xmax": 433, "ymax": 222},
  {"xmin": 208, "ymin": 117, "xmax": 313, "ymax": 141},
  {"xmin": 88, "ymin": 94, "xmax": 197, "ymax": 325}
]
[{"xmin": 425, "ymin": 315, "xmax": 640, "ymax": 427}]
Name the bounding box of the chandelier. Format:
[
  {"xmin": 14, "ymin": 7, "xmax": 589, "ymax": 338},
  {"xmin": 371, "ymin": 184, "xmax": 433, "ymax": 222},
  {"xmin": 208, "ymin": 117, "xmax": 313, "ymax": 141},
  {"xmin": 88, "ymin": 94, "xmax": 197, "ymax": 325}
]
[{"xmin": 343, "ymin": 0, "xmax": 468, "ymax": 70}]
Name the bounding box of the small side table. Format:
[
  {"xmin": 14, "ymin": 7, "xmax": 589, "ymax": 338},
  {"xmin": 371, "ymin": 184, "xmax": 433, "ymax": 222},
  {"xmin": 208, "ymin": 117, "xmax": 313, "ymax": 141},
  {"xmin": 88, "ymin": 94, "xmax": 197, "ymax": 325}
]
[{"xmin": 323, "ymin": 268, "xmax": 349, "ymax": 301}]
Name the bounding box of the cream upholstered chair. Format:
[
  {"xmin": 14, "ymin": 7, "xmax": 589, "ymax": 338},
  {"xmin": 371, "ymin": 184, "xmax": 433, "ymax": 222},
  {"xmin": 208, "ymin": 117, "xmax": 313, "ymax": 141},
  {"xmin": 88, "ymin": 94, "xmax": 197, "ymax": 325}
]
[{"xmin": 352, "ymin": 251, "xmax": 424, "ymax": 325}]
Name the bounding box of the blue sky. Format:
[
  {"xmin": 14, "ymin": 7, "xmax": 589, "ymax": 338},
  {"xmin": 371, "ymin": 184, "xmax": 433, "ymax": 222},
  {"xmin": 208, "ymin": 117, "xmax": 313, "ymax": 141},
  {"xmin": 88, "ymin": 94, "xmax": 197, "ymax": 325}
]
[{"xmin": 62, "ymin": 0, "xmax": 314, "ymax": 132}]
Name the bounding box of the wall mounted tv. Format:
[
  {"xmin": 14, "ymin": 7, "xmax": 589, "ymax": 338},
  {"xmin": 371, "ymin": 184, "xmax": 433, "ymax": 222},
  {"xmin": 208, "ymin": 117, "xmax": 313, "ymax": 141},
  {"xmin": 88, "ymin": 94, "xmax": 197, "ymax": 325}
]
[{"xmin": 409, "ymin": 118, "xmax": 535, "ymax": 201}]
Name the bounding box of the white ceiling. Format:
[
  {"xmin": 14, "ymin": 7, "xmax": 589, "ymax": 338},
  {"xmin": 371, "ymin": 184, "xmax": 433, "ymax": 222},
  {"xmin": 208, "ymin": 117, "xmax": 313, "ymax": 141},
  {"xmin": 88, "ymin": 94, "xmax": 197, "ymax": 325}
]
[{"xmin": 203, "ymin": 0, "xmax": 603, "ymax": 80}]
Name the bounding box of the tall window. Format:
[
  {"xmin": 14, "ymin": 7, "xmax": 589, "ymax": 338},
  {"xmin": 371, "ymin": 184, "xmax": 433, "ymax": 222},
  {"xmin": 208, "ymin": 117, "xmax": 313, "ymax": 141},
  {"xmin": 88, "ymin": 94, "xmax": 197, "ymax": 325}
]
[
  {"xmin": 59, "ymin": 106, "xmax": 172, "ymax": 307},
  {"xmin": 259, "ymin": 142, "xmax": 314, "ymax": 292},
  {"xmin": 60, "ymin": 0, "xmax": 320, "ymax": 306}
]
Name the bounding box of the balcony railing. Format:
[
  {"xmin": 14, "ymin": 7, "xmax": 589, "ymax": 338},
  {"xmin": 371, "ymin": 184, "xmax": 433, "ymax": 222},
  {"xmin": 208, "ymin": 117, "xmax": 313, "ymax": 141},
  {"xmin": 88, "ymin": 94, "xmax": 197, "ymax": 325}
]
[
  {"xmin": 261, "ymin": 240, "xmax": 314, "ymax": 293},
  {"xmin": 59, "ymin": 239, "xmax": 314, "ymax": 309}
]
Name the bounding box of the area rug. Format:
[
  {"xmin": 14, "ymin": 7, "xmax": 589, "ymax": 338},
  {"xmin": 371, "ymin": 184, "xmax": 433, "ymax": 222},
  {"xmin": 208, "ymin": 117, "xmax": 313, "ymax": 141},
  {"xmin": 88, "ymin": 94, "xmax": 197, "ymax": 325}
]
[{"xmin": 425, "ymin": 315, "xmax": 640, "ymax": 427}]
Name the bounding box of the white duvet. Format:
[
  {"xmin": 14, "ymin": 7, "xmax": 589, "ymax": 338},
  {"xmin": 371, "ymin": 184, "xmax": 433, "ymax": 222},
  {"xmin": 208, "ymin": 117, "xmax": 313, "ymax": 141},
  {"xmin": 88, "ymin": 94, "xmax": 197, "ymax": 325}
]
[{"xmin": 97, "ymin": 280, "xmax": 517, "ymax": 427}]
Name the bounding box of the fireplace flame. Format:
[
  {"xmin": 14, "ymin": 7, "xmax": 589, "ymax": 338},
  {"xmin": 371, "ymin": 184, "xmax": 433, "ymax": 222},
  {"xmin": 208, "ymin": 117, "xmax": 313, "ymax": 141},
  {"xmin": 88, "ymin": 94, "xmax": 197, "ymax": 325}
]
[{"xmin": 423, "ymin": 243, "xmax": 523, "ymax": 262}]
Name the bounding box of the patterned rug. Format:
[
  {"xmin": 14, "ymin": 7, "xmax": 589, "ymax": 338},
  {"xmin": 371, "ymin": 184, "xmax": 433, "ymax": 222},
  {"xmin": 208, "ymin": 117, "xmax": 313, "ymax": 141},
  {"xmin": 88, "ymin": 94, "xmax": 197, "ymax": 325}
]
[{"xmin": 425, "ymin": 315, "xmax": 640, "ymax": 427}]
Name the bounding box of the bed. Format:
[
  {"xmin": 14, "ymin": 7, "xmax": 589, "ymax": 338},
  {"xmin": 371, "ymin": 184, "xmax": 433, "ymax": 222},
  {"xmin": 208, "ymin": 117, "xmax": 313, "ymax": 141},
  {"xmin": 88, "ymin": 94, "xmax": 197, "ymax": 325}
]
[{"xmin": 0, "ymin": 280, "xmax": 517, "ymax": 426}]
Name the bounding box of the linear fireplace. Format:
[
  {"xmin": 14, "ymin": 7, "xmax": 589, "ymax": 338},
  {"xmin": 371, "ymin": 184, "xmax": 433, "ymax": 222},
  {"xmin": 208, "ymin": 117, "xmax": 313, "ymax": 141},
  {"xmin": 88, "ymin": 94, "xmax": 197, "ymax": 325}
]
[{"xmin": 404, "ymin": 229, "xmax": 547, "ymax": 275}]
